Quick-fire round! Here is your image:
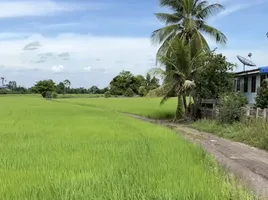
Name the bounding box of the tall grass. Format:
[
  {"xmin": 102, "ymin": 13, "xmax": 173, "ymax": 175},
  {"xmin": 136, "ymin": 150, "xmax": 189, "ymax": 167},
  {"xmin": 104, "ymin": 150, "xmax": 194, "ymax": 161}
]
[
  {"xmin": 192, "ymin": 119, "xmax": 268, "ymax": 151},
  {"xmin": 0, "ymin": 96, "xmax": 255, "ymax": 199},
  {"xmin": 56, "ymin": 97, "xmax": 177, "ymax": 119}
]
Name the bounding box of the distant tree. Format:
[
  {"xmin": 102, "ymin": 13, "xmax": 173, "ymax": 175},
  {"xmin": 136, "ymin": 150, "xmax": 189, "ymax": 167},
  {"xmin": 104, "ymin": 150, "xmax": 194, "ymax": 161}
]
[
  {"xmin": 138, "ymin": 86, "xmax": 148, "ymax": 97},
  {"xmin": 33, "ymin": 79, "xmax": 56, "ymax": 98},
  {"xmin": 124, "ymin": 88, "xmax": 134, "ymax": 97},
  {"xmin": 145, "ymin": 73, "xmax": 160, "ymax": 91},
  {"xmin": 104, "ymin": 91, "xmax": 112, "ymax": 98},
  {"xmin": 110, "ymin": 71, "xmax": 140, "ymax": 95},
  {"xmin": 7, "ymin": 81, "xmax": 17, "ymax": 91},
  {"xmin": 56, "ymin": 82, "xmax": 65, "ymax": 94},
  {"xmin": 89, "ymin": 85, "xmax": 100, "ymax": 94},
  {"xmin": 63, "ymin": 79, "xmax": 71, "ymax": 93},
  {"xmin": 99, "ymin": 87, "xmax": 109, "ymax": 94},
  {"xmin": 255, "ymin": 80, "xmax": 268, "ymax": 109}
]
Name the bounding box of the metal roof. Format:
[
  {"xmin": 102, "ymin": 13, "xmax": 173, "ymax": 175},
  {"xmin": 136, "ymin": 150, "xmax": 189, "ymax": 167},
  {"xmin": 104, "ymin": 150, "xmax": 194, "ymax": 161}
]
[{"xmin": 235, "ymin": 66, "xmax": 268, "ymax": 77}]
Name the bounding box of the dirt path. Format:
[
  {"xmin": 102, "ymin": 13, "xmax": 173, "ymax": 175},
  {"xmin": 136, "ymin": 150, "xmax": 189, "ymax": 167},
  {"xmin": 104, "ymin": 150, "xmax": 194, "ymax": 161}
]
[{"xmin": 125, "ymin": 114, "xmax": 268, "ymax": 199}]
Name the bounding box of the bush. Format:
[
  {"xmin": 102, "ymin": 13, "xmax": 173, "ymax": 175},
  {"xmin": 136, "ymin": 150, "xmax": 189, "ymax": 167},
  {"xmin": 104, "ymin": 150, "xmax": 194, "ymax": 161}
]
[
  {"xmin": 218, "ymin": 92, "xmax": 247, "ymax": 124},
  {"xmin": 146, "ymin": 87, "xmax": 166, "ymax": 97},
  {"xmin": 255, "ymin": 80, "xmax": 268, "ymax": 109},
  {"xmin": 45, "ymin": 91, "xmax": 52, "ymax": 99},
  {"xmin": 124, "ymin": 88, "xmax": 134, "ymax": 97},
  {"xmin": 52, "ymin": 92, "xmax": 58, "ymax": 98},
  {"xmin": 104, "ymin": 91, "xmax": 111, "ymax": 98},
  {"xmin": 138, "ymin": 86, "xmax": 147, "ymax": 97}
]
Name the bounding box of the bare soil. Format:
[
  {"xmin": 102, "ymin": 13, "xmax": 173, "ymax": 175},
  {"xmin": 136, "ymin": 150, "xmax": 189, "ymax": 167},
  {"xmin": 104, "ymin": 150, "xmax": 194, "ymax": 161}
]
[{"xmin": 125, "ymin": 114, "xmax": 268, "ymax": 199}]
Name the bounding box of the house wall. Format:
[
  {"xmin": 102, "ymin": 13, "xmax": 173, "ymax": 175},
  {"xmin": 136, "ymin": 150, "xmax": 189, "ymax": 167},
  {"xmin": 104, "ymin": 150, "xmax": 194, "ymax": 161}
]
[{"xmin": 235, "ymin": 74, "xmax": 262, "ymax": 104}]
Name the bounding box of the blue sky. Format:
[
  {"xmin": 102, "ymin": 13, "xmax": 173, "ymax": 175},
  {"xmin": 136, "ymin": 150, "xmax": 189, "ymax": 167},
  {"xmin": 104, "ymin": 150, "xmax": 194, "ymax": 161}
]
[{"xmin": 0, "ymin": 0, "xmax": 268, "ymax": 88}]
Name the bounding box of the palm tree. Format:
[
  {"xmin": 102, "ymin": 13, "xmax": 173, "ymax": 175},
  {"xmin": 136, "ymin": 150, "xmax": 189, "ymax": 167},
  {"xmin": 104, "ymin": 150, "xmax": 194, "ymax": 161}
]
[
  {"xmin": 63, "ymin": 79, "xmax": 71, "ymax": 94},
  {"xmin": 152, "ymin": 0, "xmax": 227, "ymax": 57},
  {"xmin": 151, "ymin": 0, "xmax": 227, "ymax": 120},
  {"xmin": 151, "ymin": 38, "xmax": 204, "ymax": 120}
]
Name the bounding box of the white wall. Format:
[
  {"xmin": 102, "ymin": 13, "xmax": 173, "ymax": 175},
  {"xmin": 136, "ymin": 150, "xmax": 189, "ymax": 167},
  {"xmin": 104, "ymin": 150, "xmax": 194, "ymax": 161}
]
[{"xmin": 237, "ymin": 74, "xmax": 262, "ymax": 104}]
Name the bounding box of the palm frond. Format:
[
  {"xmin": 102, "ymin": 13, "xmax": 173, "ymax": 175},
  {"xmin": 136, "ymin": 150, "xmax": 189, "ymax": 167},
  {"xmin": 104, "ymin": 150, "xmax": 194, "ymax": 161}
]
[
  {"xmin": 200, "ymin": 23, "xmax": 227, "ymax": 44},
  {"xmin": 160, "ymin": 81, "xmax": 177, "ymax": 105},
  {"xmin": 149, "ymin": 67, "xmax": 166, "ymax": 80},
  {"xmin": 151, "ymin": 24, "xmax": 178, "ymax": 45},
  {"xmin": 197, "ymin": 3, "xmax": 224, "ymax": 20},
  {"xmin": 154, "ymin": 13, "xmax": 182, "ymax": 24}
]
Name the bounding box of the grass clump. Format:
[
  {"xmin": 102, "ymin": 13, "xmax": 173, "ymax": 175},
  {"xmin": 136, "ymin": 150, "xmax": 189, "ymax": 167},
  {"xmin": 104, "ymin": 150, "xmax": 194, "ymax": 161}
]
[
  {"xmin": 192, "ymin": 119, "xmax": 268, "ymax": 151},
  {"xmin": 0, "ymin": 96, "xmax": 255, "ymax": 199}
]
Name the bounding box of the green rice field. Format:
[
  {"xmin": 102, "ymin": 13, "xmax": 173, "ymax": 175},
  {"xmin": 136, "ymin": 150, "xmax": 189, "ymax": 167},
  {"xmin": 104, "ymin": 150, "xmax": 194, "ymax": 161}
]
[{"xmin": 0, "ymin": 95, "xmax": 255, "ymax": 199}]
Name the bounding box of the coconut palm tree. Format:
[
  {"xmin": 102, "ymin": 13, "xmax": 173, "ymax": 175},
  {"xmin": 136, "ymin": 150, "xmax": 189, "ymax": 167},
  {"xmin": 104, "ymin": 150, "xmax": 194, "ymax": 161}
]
[
  {"xmin": 152, "ymin": 0, "xmax": 227, "ymax": 56},
  {"xmin": 151, "ymin": 38, "xmax": 205, "ymax": 120}
]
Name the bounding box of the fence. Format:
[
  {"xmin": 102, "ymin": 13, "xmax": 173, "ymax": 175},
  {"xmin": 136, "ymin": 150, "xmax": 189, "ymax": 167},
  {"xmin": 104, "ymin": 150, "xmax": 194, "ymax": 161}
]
[
  {"xmin": 200, "ymin": 99, "xmax": 268, "ymax": 121},
  {"xmin": 244, "ymin": 106, "xmax": 268, "ymax": 121}
]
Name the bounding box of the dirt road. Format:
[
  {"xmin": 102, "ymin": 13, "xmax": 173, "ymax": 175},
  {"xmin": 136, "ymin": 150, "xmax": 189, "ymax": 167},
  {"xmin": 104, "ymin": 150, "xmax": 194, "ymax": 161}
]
[{"xmin": 125, "ymin": 114, "xmax": 268, "ymax": 199}]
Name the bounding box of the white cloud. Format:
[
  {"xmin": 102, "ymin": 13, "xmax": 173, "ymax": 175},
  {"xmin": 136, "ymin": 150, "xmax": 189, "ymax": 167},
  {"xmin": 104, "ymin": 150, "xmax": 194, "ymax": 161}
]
[
  {"xmin": 84, "ymin": 66, "xmax": 92, "ymax": 72},
  {"xmin": 52, "ymin": 65, "xmax": 64, "ymax": 73},
  {"xmin": 0, "ymin": 32, "xmax": 267, "ymax": 87},
  {"xmin": 0, "ymin": 1, "xmax": 108, "ymax": 18}
]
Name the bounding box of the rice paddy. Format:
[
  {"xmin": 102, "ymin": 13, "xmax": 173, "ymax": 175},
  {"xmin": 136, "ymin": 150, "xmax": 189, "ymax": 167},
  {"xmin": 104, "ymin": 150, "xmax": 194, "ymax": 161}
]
[{"xmin": 0, "ymin": 96, "xmax": 255, "ymax": 199}]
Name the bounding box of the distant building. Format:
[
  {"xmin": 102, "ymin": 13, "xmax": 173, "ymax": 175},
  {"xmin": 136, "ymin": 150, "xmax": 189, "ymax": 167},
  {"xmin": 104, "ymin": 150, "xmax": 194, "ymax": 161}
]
[{"xmin": 234, "ymin": 66, "xmax": 268, "ymax": 104}]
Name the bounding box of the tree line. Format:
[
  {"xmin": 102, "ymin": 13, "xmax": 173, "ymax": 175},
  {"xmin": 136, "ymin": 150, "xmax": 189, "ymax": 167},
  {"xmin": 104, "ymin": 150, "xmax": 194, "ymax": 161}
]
[{"xmin": 0, "ymin": 71, "xmax": 160, "ymax": 98}]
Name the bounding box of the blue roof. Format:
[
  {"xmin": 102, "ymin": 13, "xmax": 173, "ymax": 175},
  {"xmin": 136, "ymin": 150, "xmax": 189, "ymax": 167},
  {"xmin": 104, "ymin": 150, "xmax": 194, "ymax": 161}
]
[{"xmin": 259, "ymin": 66, "xmax": 268, "ymax": 73}]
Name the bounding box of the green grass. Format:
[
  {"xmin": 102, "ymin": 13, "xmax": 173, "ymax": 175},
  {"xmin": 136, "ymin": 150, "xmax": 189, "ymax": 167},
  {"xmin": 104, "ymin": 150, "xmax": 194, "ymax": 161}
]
[
  {"xmin": 55, "ymin": 97, "xmax": 177, "ymax": 119},
  {"xmin": 192, "ymin": 119, "xmax": 268, "ymax": 151},
  {"xmin": 57, "ymin": 93, "xmax": 104, "ymax": 98},
  {"xmin": 0, "ymin": 96, "xmax": 256, "ymax": 199}
]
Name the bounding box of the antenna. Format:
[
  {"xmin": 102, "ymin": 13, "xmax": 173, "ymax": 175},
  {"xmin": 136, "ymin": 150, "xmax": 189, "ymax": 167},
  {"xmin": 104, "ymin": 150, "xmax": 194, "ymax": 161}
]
[{"xmin": 237, "ymin": 53, "xmax": 256, "ymax": 72}]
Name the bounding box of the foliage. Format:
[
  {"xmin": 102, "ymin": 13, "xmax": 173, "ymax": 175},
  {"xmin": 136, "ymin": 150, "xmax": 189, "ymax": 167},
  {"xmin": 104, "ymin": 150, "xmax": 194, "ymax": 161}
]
[
  {"xmin": 52, "ymin": 92, "xmax": 58, "ymax": 98},
  {"xmin": 146, "ymin": 87, "xmax": 167, "ymax": 97},
  {"xmin": 110, "ymin": 71, "xmax": 140, "ymax": 95},
  {"xmin": 0, "ymin": 96, "xmax": 254, "ymax": 199},
  {"xmin": 104, "ymin": 91, "xmax": 112, "ymax": 98},
  {"xmin": 89, "ymin": 85, "xmax": 101, "ymax": 94},
  {"xmin": 255, "ymin": 80, "xmax": 268, "ymax": 109},
  {"xmin": 152, "ymin": 0, "xmax": 226, "ymax": 57},
  {"xmin": 151, "ymin": 38, "xmax": 202, "ymax": 119},
  {"xmin": 218, "ymin": 92, "xmax": 247, "ymax": 124},
  {"xmin": 151, "ymin": 0, "xmax": 227, "ymax": 120},
  {"xmin": 109, "ymin": 71, "xmax": 159, "ymax": 96},
  {"xmin": 33, "ymin": 79, "xmax": 56, "ymax": 98},
  {"xmin": 138, "ymin": 86, "xmax": 147, "ymax": 97},
  {"xmin": 192, "ymin": 119, "xmax": 268, "ymax": 151},
  {"xmin": 124, "ymin": 88, "xmax": 134, "ymax": 97},
  {"xmin": 56, "ymin": 82, "xmax": 65, "ymax": 94},
  {"xmin": 194, "ymin": 52, "xmax": 235, "ymax": 100}
]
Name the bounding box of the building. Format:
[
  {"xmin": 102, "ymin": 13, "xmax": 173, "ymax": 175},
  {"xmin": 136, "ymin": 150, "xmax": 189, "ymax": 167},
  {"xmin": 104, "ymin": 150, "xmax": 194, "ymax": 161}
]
[{"xmin": 234, "ymin": 66, "xmax": 268, "ymax": 104}]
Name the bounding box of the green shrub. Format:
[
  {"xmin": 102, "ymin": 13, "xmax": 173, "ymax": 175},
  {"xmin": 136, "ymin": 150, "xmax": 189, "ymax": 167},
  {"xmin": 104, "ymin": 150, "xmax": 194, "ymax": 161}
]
[
  {"xmin": 104, "ymin": 91, "xmax": 111, "ymax": 98},
  {"xmin": 146, "ymin": 87, "xmax": 166, "ymax": 97},
  {"xmin": 218, "ymin": 92, "xmax": 247, "ymax": 124},
  {"xmin": 255, "ymin": 80, "xmax": 268, "ymax": 109},
  {"xmin": 138, "ymin": 86, "xmax": 147, "ymax": 97},
  {"xmin": 124, "ymin": 88, "xmax": 134, "ymax": 97},
  {"xmin": 52, "ymin": 92, "xmax": 58, "ymax": 99},
  {"xmin": 45, "ymin": 91, "xmax": 52, "ymax": 99}
]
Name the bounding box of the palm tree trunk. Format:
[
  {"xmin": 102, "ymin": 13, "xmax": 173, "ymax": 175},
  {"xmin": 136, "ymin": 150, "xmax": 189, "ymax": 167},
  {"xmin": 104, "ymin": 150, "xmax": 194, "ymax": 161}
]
[
  {"xmin": 175, "ymin": 95, "xmax": 183, "ymax": 120},
  {"xmin": 182, "ymin": 94, "xmax": 188, "ymax": 116}
]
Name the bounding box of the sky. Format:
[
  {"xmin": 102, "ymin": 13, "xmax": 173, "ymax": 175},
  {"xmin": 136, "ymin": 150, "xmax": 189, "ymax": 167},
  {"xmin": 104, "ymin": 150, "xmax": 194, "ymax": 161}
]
[{"xmin": 0, "ymin": 0, "xmax": 268, "ymax": 88}]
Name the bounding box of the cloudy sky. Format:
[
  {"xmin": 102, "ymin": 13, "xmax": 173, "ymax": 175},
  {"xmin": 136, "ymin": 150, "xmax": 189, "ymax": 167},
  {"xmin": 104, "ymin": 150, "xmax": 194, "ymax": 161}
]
[{"xmin": 0, "ymin": 0, "xmax": 268, "ymax": 88}]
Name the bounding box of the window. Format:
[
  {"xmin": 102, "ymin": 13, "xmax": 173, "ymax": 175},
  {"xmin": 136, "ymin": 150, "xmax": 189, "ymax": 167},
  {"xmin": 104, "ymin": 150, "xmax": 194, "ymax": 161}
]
[
  {"xmin": 261, "ymin": 75, "xmax": 266, "ymax": 87},
  {"xmin": 244, "ymin": 77, "xmax": 248, "ymax": 92},
  {"xmin": 251, "ymin": 76, "xmax": 256, "ymax": 93},
  {"xmin": 236, "ymin": 79, "xmax": 240, "ymax": 91}
]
